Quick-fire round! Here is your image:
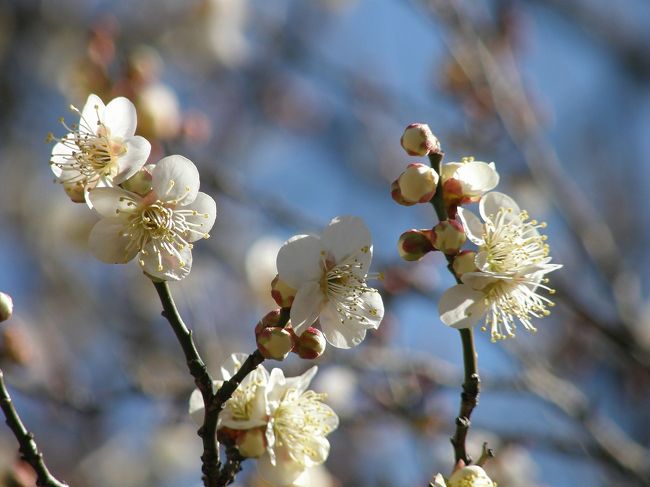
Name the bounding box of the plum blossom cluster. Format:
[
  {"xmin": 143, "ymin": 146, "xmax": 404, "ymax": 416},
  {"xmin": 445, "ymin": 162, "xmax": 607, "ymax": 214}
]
[
  {"xmin": 433, "ymin": 465, "xmax": 497, "ymax": 487},
  {"xmin": 49, "ymin": 94, "xmax": 216, "ymax": 281},
  {"xmin": 393, "ymin": 123, "xmax": 561, "ymax": 341},
  {"xmin": 189, "ymin": 354, "xmax": 339, "ymax": 486}
]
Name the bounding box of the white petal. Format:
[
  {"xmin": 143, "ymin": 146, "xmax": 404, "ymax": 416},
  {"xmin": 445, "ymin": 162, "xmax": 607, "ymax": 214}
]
[
  {"xmin": 268, "ymin": 367, "xmax": 318, "ymax": 406},
  {"xmin": 182, "ymin": 192, "xmax": 217, "ymax": 242},
  {"xmin": 479, "ymin": 191, "xmax": 520, "ymax": 222},
  {"xmin": 139, "ymin": 240, "xmax": 193, "ymax": 281},
  {"xmin": 219, "ymin": 353, "xmax": 255, "ymax": 380},
  {"xmin": 104, "ymin": 96, "xmax": 137, "ymax": 138},
  {"xmin": 276, "ymin": 235, "xmax": 323, "ymax": 288},
  {"xmin": 88, "ymin": 217, "xmax": 138, "ymax": 264},
  {"xmin": 441, "ymin": 162, "xmax": 463, "ymax": 181},
  {"xmin": 457, "ymin": 207, "xmax": 485, "ymax": 245},
  {"xmin": 87, "ymin": 187, "xmax": 141, "ymax": 217},
  {"xmin": 357, "ymin": 288, "xmax": 384, "ymax": 330},
  {"xmin": 50, "ymin": 139, "xmax": 76, "ymax": 176},
  {"xmin": 461, "ymin": 273, "xmax": 500, "ymax": 290},
  {"xmin": 432, "ymin": 473, "xmax": 447, "ymax": 487},
  {"xmin": 300, "ymin": 436, "xmax": 330, "ymax": 467},
  {"xmin": 455, "ymin": 161, "xmax": 499, "ymax": 196},
  {"xmin": 290, "ymin": 281, "xmax": 323, "ymax": 334},
  {"xmin": 152, "ymin": 155, "xmax": 200, "ymax": 206},
  {"xmin": 80, "ymin": 94, "xmax": 106, "ymax": 134},
  {"xmin": 113, "ymin": 136, "xmax": 151, "ymax": 184},
  {"xmin": 257, "ymin": 452, "xmax": 306, "ymax": 487},
  {"xmin": 321, "ymin": 216, "xmax": 372, "ymax": 272},
  {"xmin": 188, "ymin": 388, "xmax": 205, "ymax": 425},
  {"xmin": 438, "ymin": 285, "xmax": 488, "ymax": 329},
  {"xmin": 320, "ymin": 301, "xmax": 368, "ymax": 349}
]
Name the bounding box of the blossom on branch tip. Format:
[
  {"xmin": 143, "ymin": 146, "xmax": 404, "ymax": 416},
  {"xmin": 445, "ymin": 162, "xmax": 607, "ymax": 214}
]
[
  {"xmin": 276, "ymin": 216, "xmax": 384, "ymax": 348},
  {"xmin": 49, "ymin": 94, "xmax": 151, "ymax": 204},
  {"xmin": 439, "ymin": 192, "xmax": 561, "ymax": 341},
  {"xmin": 400, "ymin": 123, "xmax": 440, "ymax": 157},
  {"xmin": 87, "ymin": 155, "xmax": 216, "ymax": 281}
]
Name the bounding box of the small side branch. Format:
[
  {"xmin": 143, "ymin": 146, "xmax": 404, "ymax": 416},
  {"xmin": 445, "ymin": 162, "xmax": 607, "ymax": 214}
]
[{"xmin": 0, "ymin": 370, "xmax": 68, "ymax": 487}]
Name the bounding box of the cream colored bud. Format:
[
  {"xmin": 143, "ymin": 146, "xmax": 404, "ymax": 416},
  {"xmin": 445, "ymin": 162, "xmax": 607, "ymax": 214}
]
[
  {"xmin": 452, "ymin": 251, "xmax": 478, "ymax": 278},
  {"xmin": 397, "ymin": 163, "xmax": 439, "ymax": 204},
  {"xmin": 0, "ymin": 293, "xmax": 13, "ymax": 322},
  {"xmin": 63, "ymin": 180, "xmax": 86, "ymax": 203},
  {"xmin": 400, "ymin": 123, "xmax": 440, "ymax": 156},
  {"xmin": 397, "ymin": 229, "xmax": 434, "ymax": 262},
  {"xmin": 256, "ymin": 325, "xmax": 295, "ymax": 361},
  {"xmin": 432, "ymin": 220, "xmax": 466, "ymax": 255},
  {"xmin": 270, "ymin": 275, "xmax": 296, "ymax": 308},
  {"xmin": 294, "ymin": 327, "xmax": 326, "ymax": 359},
  {"xmin": 236, "ymin": 428, "xmax": 267, "ymax": 458}
]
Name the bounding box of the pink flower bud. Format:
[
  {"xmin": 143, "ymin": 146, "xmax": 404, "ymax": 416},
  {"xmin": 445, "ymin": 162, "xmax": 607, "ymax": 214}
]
[
  {"xmin": 293, "ymin": 327, "xmax": 326, "ymax": 359},
  {"xmin": 0, "ymin": 292, "xmax": 13, "ymax": 323},
  {"xmin": 270, "ymin": 275, "xmax": 296, "ymax": 308},
  {"xmin": 121, "ymin": 165, "xmax": 154, "ymax": 196},
  {"xmin": 391, "ymin": 179, "xmax": 416, "ymax": 207},
  {"xmin": 452, "ymin": 250, "xmax": 478, "ymax": 279},
  {"xmin": 236, "ymin": 428, "xmax": 267, "ymax": 458},
  {"xmin": 397, "ymin": 229, "xmax": 434, "ymax": 262},
  {"xmin": 400, "ymin": 123, "xmax": 440, "ymax": 157},
  {"xmin": 431, "ymin": 220, "xmax": 466, "ymax": 255},
  {"xmin": 255, "ymin": 309, "xmax": 282, "ymax": 335},
  {"xmin": 397, "ymin": 163, "xmax": 439, "ymax": 204},
  {"xmin": 256, "ymin": 324, "xmax": 296, "ymax": 360}
]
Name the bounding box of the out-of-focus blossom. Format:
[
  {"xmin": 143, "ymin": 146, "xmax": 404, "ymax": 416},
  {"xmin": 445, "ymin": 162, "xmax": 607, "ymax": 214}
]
[
  {"xmin": 245, "ymin": 236, "xmax": 285, "ymax": 307},
  {"xmin": 0, "ymin": 292, "xmax": 13, "ymax": 323},
  {"xmin": 205, "ymin": 0, "xmax": 250, "ymax": 67},
  {"xmin": 276, "ymin": 216, "xmax": 384, "ymax": 348},
  {"xmin": 87, "ymin": 155, "xmax": 216, "ymax": 281},
  {"xmin": 439, "ymin": 192, "xmax": 561, "ymax": 341},
  {"xmin": 136, "ymin": 83, "xmax": 181, "ymax": 141},
  {"xmin": 50, "ymin": 94, "xmax": 151, "ymax": 203}
]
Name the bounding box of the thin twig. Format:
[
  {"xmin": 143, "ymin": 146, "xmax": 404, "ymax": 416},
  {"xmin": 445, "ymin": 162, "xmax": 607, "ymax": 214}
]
[
  {"xmin": 152, "ymin": 280, "xmax": 221, "ymax": 486},
  {"xmin": 428, "ymin": 151, "xmax": 481, "ymax": 465},
  {"xmin": 0, "ymin": 369, "xmax": 68, "ymax": 487}
]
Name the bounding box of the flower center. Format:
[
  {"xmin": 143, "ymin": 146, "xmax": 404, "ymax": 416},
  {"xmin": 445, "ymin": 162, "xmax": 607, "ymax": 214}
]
[
  {"xmin": 481, "ymin": 208, "xmax": 549, "ymax": 274},
  {"xmin": 319, "ymin": 249, "xmax": 380, "ymax": 325}
]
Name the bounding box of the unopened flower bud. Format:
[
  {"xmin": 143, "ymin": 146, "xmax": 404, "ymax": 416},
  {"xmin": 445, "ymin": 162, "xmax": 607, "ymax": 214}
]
[
  {"xmin": 391, "ymin": 179, "xmax": 415, "ymax": 207},
  {"xmin": 256, "ymin": 324, "xmax": 296, "ymax": 360},
  {"xmin": 293, "ymin": 327, "xmax": 326, "ymax": 359},
  {"xmin": 452, "ymin": 250, "xmax": 478, "ymax": 279},
  {"xmin": 397, "ymin": 163, "xmax": 439, "ymax": 204},
  {"xmin": 236, "ymin": 428, "xmax": 267, "ymax": 458},
  {"xmin": 0, "ymin": 293, "xmax": 13, "ymax": 323},
  {"xmin": 400, "ymin": 123, "xmax": 440, "ymax": 157},
  {"xmin": 121, "ymin": 164, "xmax": 154, "ymax": 196},
  {"xmin": 431, "ymin": 220, "xmax": 466, "ymax": 255},
  {"xmin": 255, "ymin": 309, "xmax": 282, "ymax": 334},
  {"xmin": 398, "ymin": 229, "xmax": 434, "ymax": 262},
  {"xmin": 271, "ymin": 275, "xmax": 296, "ymax": 308}
]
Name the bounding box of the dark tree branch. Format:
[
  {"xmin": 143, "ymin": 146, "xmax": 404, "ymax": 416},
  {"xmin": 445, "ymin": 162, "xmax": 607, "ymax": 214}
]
[{"xmin": 0, "ymin": 369, "xmax": 68, "ymax": 487}]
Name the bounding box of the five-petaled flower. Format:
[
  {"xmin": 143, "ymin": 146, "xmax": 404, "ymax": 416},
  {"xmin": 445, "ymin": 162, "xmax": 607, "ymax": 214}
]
[
  {"xmin": 87, "ymin": 155, "xmax": 216, "ymax": 281},
  {"xmin": 50, "ymin": 94, "xmax": 151, "ymax": 203},
  {"xmin": 439, "ymin": 192, "xmax": 561, "ymax": 341},
  {"xmin": 276, "ymin": 216, "xmax": 384, "ymax": 349},
  {"xmin": 441, "ymin": 157, "xmax": 499, "ymax": 213}
]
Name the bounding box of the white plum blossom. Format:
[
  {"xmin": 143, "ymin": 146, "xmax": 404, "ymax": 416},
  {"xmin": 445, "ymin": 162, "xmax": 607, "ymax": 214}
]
[
  {"xmin": 433, "ymin": 465, "xmax": 496, "ymax": 487},
  {"xmin": 189, "ymin": 353, "xmax": 270, "ymax": 431},
  {"xmin": 50, "ymin": 94, "xmax": 151, "ymax": 202},
  {"xmin": 276, "ymin": 216, "xmax": 384, "ymax": 349},
  {"xmin": 439, "ymin": 192, "xmax": 561, "ymax": 341},
  {"xmin": 188, "ymin": 355, "xmax": 338, "ymax": 487},
  {"xmin": 441, "ymin": 157, "xmax": 499, "ymax": 208},
  {"xmin": 87, "ymin": 155, "xmax": 216, "ymax": 281},
  {"xmin": 258, "ymin": 367, "xmax": 338, "ymax": 486}
]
